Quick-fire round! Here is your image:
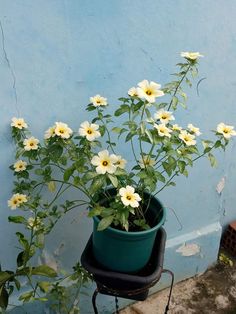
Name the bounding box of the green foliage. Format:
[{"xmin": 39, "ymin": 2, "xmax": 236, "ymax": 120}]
[{"xmin": 4, "ymin": 52, "xmax": 232, "ymax": 312}]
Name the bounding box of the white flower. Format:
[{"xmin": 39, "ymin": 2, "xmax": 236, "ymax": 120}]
[
  {"xmin": 8, "ymin": 193, "xmax": 27, "ymax": 210},
  {"xmin": 54, "ymin": 122, "xmax": 73, "ymax": 139},
  {"xmin": 154, "ymin": 110, "xmax": 175, "ymax": 124},
  {"xmin": 27, "ymin": 217, "xmax": 43, "ymax": 231},
  {"xmin": 179, "ymin": 130, "xmax": 196, "ymax": 146},
  {"xmin": 91, "ymin": 150, "xmax": 118, "ymax": 174},
  {"xmin": 44, "ymin": 126, "xmax": 56, "ymax": 139},
  {"xmin": 172, "ymin": 124, "xmax": 182, "ymax": 131},
  {"xmin": 180, "ymin": 52, "xmax": 203, "ymax": 60},
  {"xmin": 139, "ymin": 156, "xmax": 155, "ymax": 169},
  {"xmin": 90, "ymin": 94, "xmax": 107, "ymax": 107},
  {"xmin": 128, "ymin": 87, "xmax": 139, "ymax": 97},
  {"xmin": 217, "ymin": 123, "xmax": 236, "ymax": 139},
  {"xmin": 119, "ymin": 186, "xmax": 141, "ymax": 208},
  {"xmin": 79, "ymin": 121, "xmax": 101, "ymax": 141},
  {"xmin": 154, "ymin": 123, "xmax": 172, "ymax": 138},
  {"xmin": 23, "ymin": 137, "xmax": 39, "ymax": 151},
  {"xmin": 11, "ymin": 117, "xmax": 28, "ymax": 129},
  {"xmin": 116, "ymin": 155, "xmax": 127, "ymax": 169},
  {"xmin": 137, "ymin": 80, "xmax": 164, "ymax": 103},
  {"xmin": 14, "ymin": 160, "xmax": 27, "ymax": 172},
  {"xmin": 188, "ymin": 123, "xmax": 201, "ymax": 136}
]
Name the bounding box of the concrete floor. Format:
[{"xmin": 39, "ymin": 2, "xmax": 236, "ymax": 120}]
[{"xmin": 120, "ymin": 254, "xmax": 236, "ymax": 314}]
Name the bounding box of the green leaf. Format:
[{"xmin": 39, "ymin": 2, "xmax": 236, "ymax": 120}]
[
  {"xmin": 82, "ymin": 171, "xmax": 98, "ymax": 182},
  {"xmin": 15, "ymin": 232, "xmax": 29, "ymax": 250},
  {"xmin": 31, "ymin": 265, "xmax": 57, "ymax": 278},
  {"xmin": 35, "ymin": 169, "xmax": 44, "ymax": 176},
  {"xmin": 99, "ymin": 125, "xmax": 106, "ymax": 136},
  {"xmin": 87, "ymin": 206, "xmax": 103, "ymax": 217},
  {"xmin": 112, "ymin": 127, "xmax": 123, "ymax": 133},
  {"xmin": 108, "ymin": 174, "xmax": 118, "ymax": 187},
  {"xmin": 177, "ymin": 160, "xmax": 186, "ymax": 173},
  {"xmin": 215, "ymin": 140, "xmax": 222, "ymax": 148},
  {"xmin": 8, "ymin": 216, "xmax": 26, "ymax": 224},
  {"xmin": 145, "ymin": 129, "xmax": 153, "ymax": 144},
  {"xmin": 162, "ymin": 161, "xmax": 172, "ymax": 176},
  {"xmin": 114, "ymin": 104, "xmax": 130, "ymax": 116},
  {"xmin": 0, "ymin": 286, "xmax": 9, "ymax": 309},
  {"xmin": 86, "ymin": 104, "xmax": 97, "ymax": 111},
  {"xmin": 145, "ymin": 108, "xmax": 152, "ymax": 119},
  {"xmin": 63, "ymin": 167, "xmax": 75, "ymax": 182},
  {"xmin": 188, "ymin": 146, "xmax": 199, "ymax": 154},
  {"xmin": 19, "ymin": 291, "xmax": 34, "ymax": 302},
  {"xmin": 168, "ymin": 156, "xmax": 176, "ymax": 171},
  {"xmin": 47, "ymin": 181, "xmax": 56, "ymax": 192},
  {"xmin": 17, "ymin": 251, "xmax": 26, "ymax": 267},
  {"xmin": 13, "ymin": 278, "xmax": 21, "ymax": 290},
  {"xmin": 41, "ymin": 157, "xmax": 50, "ymax": 167},
  {"xmin": 49, "ymin": 144, "xmax": 63, "ymax": 160},
  {"xmin": 90, "ymin": 176, "xmax": 106, "ymax": 195},
  {"xmin": 208, "ymin": 153, "xmax": 217, "ymax": 167},
  {"xmin": 0, "ymin": 272, "xmax": 13, "ymax": 286},
  {"xmin": 183, "ymin": 169, "xmax": 188, "ymax": 177},
  {"xmin": 155, "ymin": 171, "xmax": 166, "ymax": 183},
  {"xmin": 204, "ymin": 147, "xmax": 212, "ymax": 154},
  {"xmin": 59, "ymin": 156, "xmax": 67, "ymax": 166},
  {"xmin": 125, "ymin": 132, "xmax": 135, "ymax": 142},
  {"xmin": 38, "ymin": 281, "xmax": 51, "ymax": 293},
  {"xmin": 97, "ymin": 216, "xmax": 114, "ymax": 231},
  {"xmin": 171, "ymin": 96, "xmax": 178, "ymax": 109}
]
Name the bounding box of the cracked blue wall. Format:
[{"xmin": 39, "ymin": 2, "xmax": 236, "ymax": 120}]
[{"xmin": 0, "ymin": 1, "xmax": 236, "ymax": 313}]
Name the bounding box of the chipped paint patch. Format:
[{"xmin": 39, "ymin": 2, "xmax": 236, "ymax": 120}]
[
  {"xmin": 176, "ymin": 243, "xmax": 200, "ymax": 256},
  {"xmin": 216, "ymin": 176, "xmax": 226, "ymax": 194},
  {"xmin": 39, "ymin": 250, "xmax": 58, "ymax": 272}
]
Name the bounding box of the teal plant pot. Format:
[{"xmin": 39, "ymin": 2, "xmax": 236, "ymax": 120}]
[{"xmin": 92, "ymin": 193, "xmax": 166, "ymax": 273}]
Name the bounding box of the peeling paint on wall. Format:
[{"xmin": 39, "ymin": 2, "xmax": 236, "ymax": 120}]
[
  {"xmin": 176, "ymin": 243, "xmax": 201, "ymax": 256},
  {"xmin": 216, "ymin": 177, "xmax": 226, "ymax": 194},
  {"xmin": 38, "ymin": 250, "xmax": 58, "ymax": 272}
]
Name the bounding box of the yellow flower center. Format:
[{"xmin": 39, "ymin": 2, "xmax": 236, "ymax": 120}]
[
  {"xmin": 126, "ymin": 195, "xmax": 132, "ymax": 200},
  {"xmin": 13, "ymin": 200, "xmax": 18, "ymax": 204},
  {"xmin": 17, "ymin": 122, "xmax": 22, "ymax": 126},
  {"xmin": 87, "ymin": 129, "xmax": 92, "ymax": 134},
  {"xmin": 184, "ymin": 136, "xmax": 190, "ymax": 142},
  {"xmin": 102, "ymin": 160, "xmax": 108, "ymax": 166},
  {"xmin": 146, "ymin": 89, "xmax": 152, "ymax": 96},
  {"xmin": 161, "ymin": 114, "xmax": 168, "ymax": 119},
  {"xmin": 30, "ymin": 142, "xmax": 34, "ymax": 146},
  {"xmin": 19, "ymin": 165, "xmax": 23, "ymax": 168},
  {"xmin": 59, "ymin": 129, "xmax": 65, "ymax": 134},
  {"xmin": 96, "ymin": 100, "xmax": 101, "ymax": 104},
  {"xmin": 223, "ymin": 129, "xmax": 229, "ymax": 134}
]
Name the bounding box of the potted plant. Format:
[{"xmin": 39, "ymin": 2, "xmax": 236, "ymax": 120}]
[{"xmin": 1, "ymin": 51, "xmax": 235, "ymax": 309}]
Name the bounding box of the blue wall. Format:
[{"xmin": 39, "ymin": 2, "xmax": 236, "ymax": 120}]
[{"xmin": 1, "ymin": 1, "xmax": 236, "ymax": 312}]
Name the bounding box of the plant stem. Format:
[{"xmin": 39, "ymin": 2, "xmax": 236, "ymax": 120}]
[
  {"xmin": 97, "ymin": 108, "xmax": 116, "ymax": 154},
  {"xmin": 128, "ymin": 108, "xmax": 139, "ymax": 164},
  {"xmin": 154, "ymin": 172, "xmax": 178, "ymax": 196},
  {"xmin": 167, "ymin": 64, "xmax": 191, "ymax": 111}
]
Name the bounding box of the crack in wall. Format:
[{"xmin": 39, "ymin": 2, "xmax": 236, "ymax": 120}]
[{"xmin": 0, "ymin": 19, "xmax": 19, "ymax": 115}]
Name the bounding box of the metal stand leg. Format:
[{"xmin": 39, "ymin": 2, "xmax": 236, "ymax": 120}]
[
  {"xmin": 162, "ymin": 269, "xmax": 174, "ymax": 314},
  {"xmin": 92, "ymin": 288, "xmax": 99, "ymax": 314},
  {"xmin": 115, "ymin": 296, "xmax": 119, "ymax": 314}
]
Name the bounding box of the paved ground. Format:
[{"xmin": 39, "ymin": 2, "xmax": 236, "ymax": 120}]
[{"xmin": 120, "ymin": 253, "xmax": 236, "ymax": 314}]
